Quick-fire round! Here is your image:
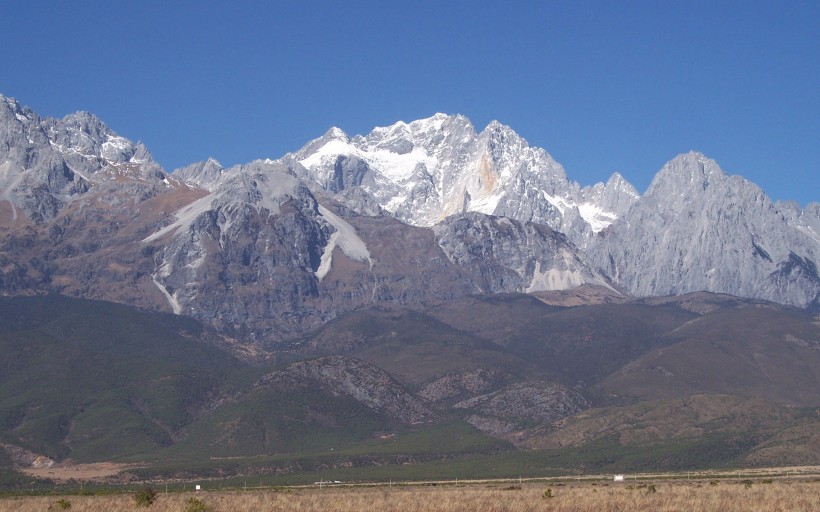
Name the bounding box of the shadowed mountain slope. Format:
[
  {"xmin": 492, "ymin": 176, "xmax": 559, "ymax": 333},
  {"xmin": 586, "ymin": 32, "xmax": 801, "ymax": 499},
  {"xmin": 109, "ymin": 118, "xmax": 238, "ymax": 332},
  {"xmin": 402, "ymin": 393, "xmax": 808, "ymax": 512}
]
[{"xmin": 600, "ymin": 303, "xmax": 820, "ymax": 406}]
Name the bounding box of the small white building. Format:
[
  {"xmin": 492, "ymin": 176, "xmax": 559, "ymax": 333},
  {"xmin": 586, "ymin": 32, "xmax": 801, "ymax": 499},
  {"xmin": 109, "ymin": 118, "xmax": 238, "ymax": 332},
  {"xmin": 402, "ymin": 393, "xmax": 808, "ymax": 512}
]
[{"xmin": 613, "ymin": 475, "xmax": 625, "ymax": 482}]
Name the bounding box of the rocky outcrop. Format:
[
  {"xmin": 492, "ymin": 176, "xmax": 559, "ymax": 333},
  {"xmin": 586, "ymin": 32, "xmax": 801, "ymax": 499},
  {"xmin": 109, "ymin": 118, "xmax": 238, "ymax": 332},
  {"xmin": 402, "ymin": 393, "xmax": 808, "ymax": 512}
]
[
  {"xmin": 143, "ymin": 157, "xmax": 606, "ymax": 340},
  {"xmin": 417, "ymin": 369, "xmax": 506, "ymax": 404},
  {"xmin": 453, "ymin": 382, "xmax": 589, "ymax": 438},
  {"xmin": 142, "ymin": 162, "xmax": 332, "ymax": 337},
  {"xmin": 434, "ymin": 212, "xmax": 616, "ymax": 294},
  {"xmin": 260, "ymin": 356, "xmax": 436, "ymax": 424},
  {"xmin": 172, "ymin": 158, "xmax": 228, "ymax": 191}
]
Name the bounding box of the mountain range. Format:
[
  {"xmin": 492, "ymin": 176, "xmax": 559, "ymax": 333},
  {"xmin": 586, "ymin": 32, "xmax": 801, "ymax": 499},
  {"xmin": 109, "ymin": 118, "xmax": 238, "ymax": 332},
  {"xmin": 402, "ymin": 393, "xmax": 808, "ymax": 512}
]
[
  {"xmin": 0, "ymin": 93, "xmax": 818, "ymax": 481},
  {"xmin": 1, "ymin": 93, "xmax": 817, "ymax": 344}
]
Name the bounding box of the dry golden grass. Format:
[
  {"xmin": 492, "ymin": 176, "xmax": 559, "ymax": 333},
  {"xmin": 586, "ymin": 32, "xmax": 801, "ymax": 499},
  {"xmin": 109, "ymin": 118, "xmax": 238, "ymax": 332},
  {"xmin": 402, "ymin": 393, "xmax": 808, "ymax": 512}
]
[{"xmin": 1, "ymin": 480, "xmax": 818, "ymax": 512}]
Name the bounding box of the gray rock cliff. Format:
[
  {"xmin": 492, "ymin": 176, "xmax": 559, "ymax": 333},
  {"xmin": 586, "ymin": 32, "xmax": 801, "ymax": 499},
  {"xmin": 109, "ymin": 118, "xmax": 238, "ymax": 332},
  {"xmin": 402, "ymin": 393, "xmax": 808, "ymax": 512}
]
[{"xmin": 588, "ymin": 152, "xmax": 819, "ymax": 306}]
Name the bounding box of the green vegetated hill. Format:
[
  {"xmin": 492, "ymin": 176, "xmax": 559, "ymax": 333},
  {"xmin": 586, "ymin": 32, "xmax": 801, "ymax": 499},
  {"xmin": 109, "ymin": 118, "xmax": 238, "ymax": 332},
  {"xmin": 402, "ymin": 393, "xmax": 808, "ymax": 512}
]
[
  {"xmin": 0, "ymin": 295, "xmax": 247, "ymax": 462},
  {"xmin": 0, "ymin": 296, "xmax": 509, "ymax": 474},
  {"xmin": 1, "ymin": 292, "xmax": 818, "ymax": 483}
]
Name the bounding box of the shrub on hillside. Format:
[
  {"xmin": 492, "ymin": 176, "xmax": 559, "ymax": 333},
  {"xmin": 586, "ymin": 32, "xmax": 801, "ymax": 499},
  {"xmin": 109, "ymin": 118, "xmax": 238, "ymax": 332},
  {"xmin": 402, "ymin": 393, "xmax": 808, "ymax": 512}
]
[{"xmin": 134, "ymin": 486, "xmax": 157, "ymax": 507}]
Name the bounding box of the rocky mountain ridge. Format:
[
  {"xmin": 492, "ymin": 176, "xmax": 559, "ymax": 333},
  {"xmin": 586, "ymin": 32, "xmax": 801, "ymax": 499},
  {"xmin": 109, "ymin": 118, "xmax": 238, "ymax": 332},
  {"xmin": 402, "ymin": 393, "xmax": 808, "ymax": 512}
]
[
  {"xmin": 283, "ymin": 115, "xmax": 818, "ymax": 307},
  {"xmin": 0, "ymin": 94, "xmax": 817, "ymax": 345},
  {"xmin": 588, "ymin": 152, "xmax": 820, "ymax": 306},
  {"xmin": 288, "ymin": 114, "xmax": 641, "ymax": 246},
  {"xmin": 0, "ymin": 94, "xmax": 168, "ymax": 225}
]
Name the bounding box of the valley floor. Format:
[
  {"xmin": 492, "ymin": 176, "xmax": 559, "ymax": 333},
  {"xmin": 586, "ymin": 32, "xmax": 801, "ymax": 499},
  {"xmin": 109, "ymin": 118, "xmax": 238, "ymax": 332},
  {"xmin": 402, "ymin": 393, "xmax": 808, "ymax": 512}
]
[{"xmin": 2, "ymin": 472, "xmax": 818, "ymax": 512}]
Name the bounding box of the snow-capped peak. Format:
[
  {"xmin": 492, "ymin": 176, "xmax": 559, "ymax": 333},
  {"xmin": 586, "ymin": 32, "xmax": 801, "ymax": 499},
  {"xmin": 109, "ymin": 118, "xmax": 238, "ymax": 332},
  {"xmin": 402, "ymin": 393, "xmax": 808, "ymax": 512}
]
[
  {"xmin": 293, "ymin": 113, "xmax": 634, "ymax": 243},
  {"xmin": 325, "ymin": 126, "xmax": 349, "ymax": 140}
]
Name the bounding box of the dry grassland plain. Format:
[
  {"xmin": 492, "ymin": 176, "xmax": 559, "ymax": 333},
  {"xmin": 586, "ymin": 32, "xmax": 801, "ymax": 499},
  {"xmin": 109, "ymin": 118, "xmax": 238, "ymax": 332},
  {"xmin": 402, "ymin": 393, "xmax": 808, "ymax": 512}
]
[{"xmin": 1, "ymin": 480, "xmax": 818, "ymax": 512}]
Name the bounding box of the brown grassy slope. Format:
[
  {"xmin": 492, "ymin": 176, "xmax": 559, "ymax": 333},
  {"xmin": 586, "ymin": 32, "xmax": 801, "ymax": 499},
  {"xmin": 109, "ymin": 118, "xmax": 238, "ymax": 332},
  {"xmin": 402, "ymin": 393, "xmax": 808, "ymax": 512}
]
[
  {"xmin": 424, "ymin": 293, "xmax": 557, "ymax": 341},
  {"xmin": 301, "ymin": 307, "xmax": 544, "ymax": 388},
  {"xmin": 744, "ymin": 422, "xmax": 820, "ymax": 467},
  {"xmin": 521, "ymin": 394, "xmax": 819, "ymax": 453},
  {"xmin": 0, "ymin": 180, "xmax": 208, "ymax": 314},
  {"xmin": 499, "ymin": 302, "xmax": 698, "ymax": 386},
  {"xmin": 600, "ymin": 304, "xmax": 820, "ymax": 406}
]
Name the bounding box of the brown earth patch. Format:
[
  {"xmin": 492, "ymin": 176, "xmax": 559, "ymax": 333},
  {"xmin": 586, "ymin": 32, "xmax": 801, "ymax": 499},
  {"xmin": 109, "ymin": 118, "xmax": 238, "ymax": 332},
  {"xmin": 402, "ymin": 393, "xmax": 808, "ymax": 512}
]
[{"xmin": 22, "ymin": 462, "xmax": 140, "ymax": 481}]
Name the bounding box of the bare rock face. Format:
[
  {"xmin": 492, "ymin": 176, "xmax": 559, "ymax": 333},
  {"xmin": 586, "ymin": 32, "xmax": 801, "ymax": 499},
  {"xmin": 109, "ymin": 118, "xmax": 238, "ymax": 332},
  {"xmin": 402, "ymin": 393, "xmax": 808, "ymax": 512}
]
[
  {"xmin": 260, "ymin": 356, "xmax": 436, "ymax": 424},
  {"xmin": 142, "ymin": 161, "xmax": 332, "ymax": 339},
  {"xmin": 588, "ymin": 152, "xmax": 820, "ymax": 307},
  {"xmin": 140, "ymin": 153, "xmax": 608, "ymax": 342},
  {"xmin": 0, "ymin": 95, "xmax": 168, "ymax": 225},
  {"xmin": 417, "ymin": 369, "xmax": 506, "ymax": 404},
  {"xmin": 0, "ymin": 96, "xmax": 89, "ymax": 224},
  {"xmin": 453, "ymin": 382, "xmax": 589, "ymax": 438},
  {"xmin": 433, "ymin": 212, "xmax": 616, "ymax": 294}
]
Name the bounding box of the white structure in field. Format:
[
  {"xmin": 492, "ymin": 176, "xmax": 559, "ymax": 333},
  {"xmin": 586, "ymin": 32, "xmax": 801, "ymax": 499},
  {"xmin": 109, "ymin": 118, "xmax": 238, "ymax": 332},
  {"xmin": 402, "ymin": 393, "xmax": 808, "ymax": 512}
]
[{"xmin": 613, "ymin": 475, "xmax": 625, "ymax": 482}]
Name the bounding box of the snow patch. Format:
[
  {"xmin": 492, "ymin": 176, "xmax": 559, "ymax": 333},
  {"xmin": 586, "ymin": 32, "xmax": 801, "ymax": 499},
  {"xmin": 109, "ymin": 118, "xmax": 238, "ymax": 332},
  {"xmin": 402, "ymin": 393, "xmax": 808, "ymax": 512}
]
[
  {"xmin": 542, "ymin": 191, "xmax": 573, "ymax": 216},
  {"xmin": 104, "ymin": 135, "xmax": 131, "ymax": 150},
  {"xmin": 49, "ymin": 141, "xmax": 95, "ymax": 160},
  {"xmin": 368, "ymin": 148, "xmax": 438, "ymax": 182},
  {"xmin": 384, "ymin": 193, "xmax": 410, "ymax": 212},
  {"xmin": 315, "ymin": 205, "xmax": 373, "ymax": 280},
  {"xmin": 578, "ymin": 203, "xmax": 617, "ymax": 233},
  {"xmin": 299, "ymin": 138, "xmax": 438, "ymax": 184},
  {"xmin": 410, "ymin": 113, "xmax": 448, "ymax": 133},
  {"xmin": 141, "ymin": 193, "xmax": 218, "ymax": 243},
  {"xmin": 298, "ymin": 139, "xmax": 359, "ymax": 169},
  {"xmin": 469, "ymin": 191, "xmax": 504, "ymax": 214},
  {"xmin": 152, "ymin": 274, "xmax": 181, "ymax": 314},
  {"xmin": 101, "ymin": 136, "xmax": 132, "ymax": 160},
  {"xmin": 327, "ymin": 127, "xmax": 348, "ymax": 139}
]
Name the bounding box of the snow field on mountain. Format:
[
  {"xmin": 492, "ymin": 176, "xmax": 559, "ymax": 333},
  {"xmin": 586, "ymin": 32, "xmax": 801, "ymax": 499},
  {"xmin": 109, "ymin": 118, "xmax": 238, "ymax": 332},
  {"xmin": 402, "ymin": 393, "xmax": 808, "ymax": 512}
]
[{"xmin": 315, "ymin": 205, "xmax": 373, "ymax": 280}]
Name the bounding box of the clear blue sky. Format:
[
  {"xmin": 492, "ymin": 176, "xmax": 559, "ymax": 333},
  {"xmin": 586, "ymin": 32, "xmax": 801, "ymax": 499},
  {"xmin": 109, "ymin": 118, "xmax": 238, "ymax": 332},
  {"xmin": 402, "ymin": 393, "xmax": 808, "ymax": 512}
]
[{"xmin": 2, "ymin": 0, "xmax": 817, "ymax": 205}]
